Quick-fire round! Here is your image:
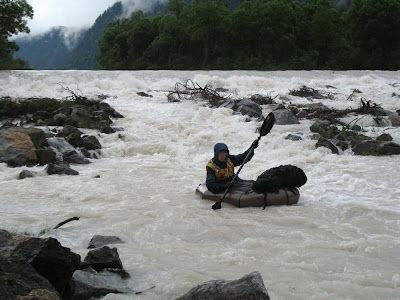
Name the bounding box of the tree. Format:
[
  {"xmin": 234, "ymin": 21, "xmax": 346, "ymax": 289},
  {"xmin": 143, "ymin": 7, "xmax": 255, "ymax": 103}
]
[
  {"xmin": 0, "ymin": 0, "xmax": 33, "ymax": 69},
  {"xmin": 344, "ymin": 0, "xmax": 400, "ymax": 69}
]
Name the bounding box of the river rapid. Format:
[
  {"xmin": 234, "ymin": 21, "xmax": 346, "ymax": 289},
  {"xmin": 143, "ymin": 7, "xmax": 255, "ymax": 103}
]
[{"xmin": 1, "ymin": 70, "xmax": 400, "ymax": 299}]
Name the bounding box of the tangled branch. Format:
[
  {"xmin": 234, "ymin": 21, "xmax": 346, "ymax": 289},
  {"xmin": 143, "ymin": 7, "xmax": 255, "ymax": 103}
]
[{"xmin": 167, "ymin": 79, "xmax": 225, "ymax": 106}]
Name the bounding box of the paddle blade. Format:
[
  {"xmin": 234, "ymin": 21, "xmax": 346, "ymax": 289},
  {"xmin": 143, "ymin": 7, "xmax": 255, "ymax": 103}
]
[
  {"xmin": 212, "ymin": 200, "xmax": 222, "ymax": 210},
  {"xmin": 260, "ymin": 112, "xmax": 275, "ymax": 137}
]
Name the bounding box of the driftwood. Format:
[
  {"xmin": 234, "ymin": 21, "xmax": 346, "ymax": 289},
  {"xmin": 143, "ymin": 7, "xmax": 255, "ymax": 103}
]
[
  {"xmin": 302, "ymin": 98, "xmax": 384, "ymax": 125},
  {"xmin": 54, "ymin": 217, "xmax": 80, "ymax": 229},
  {"xmin": 167, "ymin": 80, "xmax": 225, "ymax": 106},
  {"xmin": 289, "ymin": 85, "xmax": 334, "ymax": 100}
]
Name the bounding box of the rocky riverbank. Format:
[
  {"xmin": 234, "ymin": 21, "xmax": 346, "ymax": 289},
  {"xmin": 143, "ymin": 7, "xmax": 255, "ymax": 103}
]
[{"xmin": 0, "ymin": 229, "xmax": 270, "ymax": 299}]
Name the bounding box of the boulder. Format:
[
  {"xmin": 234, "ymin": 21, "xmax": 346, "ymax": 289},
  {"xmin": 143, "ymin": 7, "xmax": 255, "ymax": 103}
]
[
  {"xmin": 273, "ymin": 109, "xmax": 300, "ymax": 125},
  {"xmin": 0, "ymin": 129, "xmax": 37, "ymax": 167},
  {"xmin": 177, "ymin": 271, "xmax": 270, "ymax": 300},
  {"xmin": 67, "ymin": 268, "xmax": 132, "ymax": 299},
  {"xmin": 316, "ymin": 137, "xmax": 339, "ymax": 154},
  {"xmin": 46, "ymin": 163, "xmax": 79, "ymax": 175},
  {"xmin": 19, "ymin": 170, "xmax": 39, "ymax": 179},
  {"xmin": 235, "ymin": 99, "xmax": 263, "ymax": 118},
  {"xmin": 7, "ymin": 127, "xmax": 47, "ymax": 148},
  {"xmin": 63, "ymin": 151, "xmax": 90, "ymax": 165},
  {"xmin": 380, "ymin": 142, "xmax": 400, "ymax": 155},
  {"xmin": 0, "ymin": 255, "xmax": 60, "ymax": 300},
  {"xmin": 82, "ymin": 135, "xmax": 101, "ymax": 150},
  {"xmin": 79, "ymin": 246, "xmax": 123, "ymax": 272},
  {"xmin": 36, "ymin": 148, "xmax": 57, "ymax": 165},
  {"xmin": 88, "ymin": 235, "xmax": 124, "ymax": 249},
  {"xmin": 66, "ymin": 133, "xmax": 83, "ymax": 148},
  {"xmin": 51, "ymin": 113, "xmax": 68, "ymax": 126},
  {"xmin": 10, "ymin": 237, "xmax": 81, "ymax": 295}
]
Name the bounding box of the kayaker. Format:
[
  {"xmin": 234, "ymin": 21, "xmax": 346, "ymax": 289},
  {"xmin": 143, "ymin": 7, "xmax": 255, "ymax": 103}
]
[{"xmin": 206, "ymin": 141, "xmax": 259, "ymax": 193}]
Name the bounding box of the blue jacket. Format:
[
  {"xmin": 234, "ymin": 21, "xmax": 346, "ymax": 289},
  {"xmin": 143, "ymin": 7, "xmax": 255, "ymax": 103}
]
[{"xmin": 206, "ymin": 143, "xmax": 254, "ymax": 193}]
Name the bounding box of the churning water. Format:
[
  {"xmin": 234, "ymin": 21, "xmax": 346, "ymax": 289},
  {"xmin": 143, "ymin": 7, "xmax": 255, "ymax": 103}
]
[{"xmin": 1, "ymin": 70, "xmax": 400, "ymax": 299}]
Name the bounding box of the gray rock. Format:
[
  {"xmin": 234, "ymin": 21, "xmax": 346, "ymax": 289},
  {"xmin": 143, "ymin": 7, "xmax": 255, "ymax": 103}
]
[
  {"xmin": 316, "ymin": 137, "xmax": 339, "ymax": 154},
  {"xmin": 177, "ymin": 271, "xmax": 270, "ymax": 300},
  {"xmin": 80, "ymin": 246, "xmax": 123, "ymax": 272},
  {"xmin": 69, "ymin": 268, "xmax": 132, "ymax": 299},
  {"xmin": 0, "ymin": 255, "xmax": 60, "ymax": 300},
  {"xmin": 285, "ymin": 134, "xmax": 302, "ymax": 141},
  {"xmin": 46, "ymin": 163, "xmax": 79, "ymax": 175},
  {"xmin": 19, "ymin": 170, "xmax": 39, "ymax": 179},
  {"xmin": 380, "ymin": 142, "xmax": 400, "ymax": 155},
  {"xmin": 273, "ymin": 109, "xmax": 300, "ymax": 125},
  {"xmin": 82, "ymin": 135, "xmax": 101, "ymax": 150},
  {"xmin": 88, "ymin": 235, "xmax": 124, "ymax": 249},
  {"xmin": 36, "ymin": 148, "xmax": 57, "ymax": 165},
  {"xmin": 10, "ymin": 237, "xmax": 81, "ymax": 295}
]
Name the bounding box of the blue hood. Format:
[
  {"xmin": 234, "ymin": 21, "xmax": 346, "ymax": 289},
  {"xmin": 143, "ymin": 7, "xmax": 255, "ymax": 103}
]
[{"xmin": 213, "ymin": 143, "xmax": 229, "ymax": 168}]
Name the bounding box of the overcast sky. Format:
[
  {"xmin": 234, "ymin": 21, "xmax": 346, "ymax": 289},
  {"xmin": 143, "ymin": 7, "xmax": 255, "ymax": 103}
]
[{"xmin": 24, "ymin": 0, "xmax": 120, "ymax": 36}]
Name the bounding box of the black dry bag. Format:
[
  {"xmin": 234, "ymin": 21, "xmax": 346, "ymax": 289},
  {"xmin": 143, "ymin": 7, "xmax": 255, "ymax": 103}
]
[{"xmin": 252, "ymin": 164, "xmax": 307, "ymax": 194}]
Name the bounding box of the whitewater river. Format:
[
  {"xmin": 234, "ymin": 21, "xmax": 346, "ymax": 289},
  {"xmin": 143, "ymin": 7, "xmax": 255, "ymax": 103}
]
[{"xmin": 1, "ymin": 70, "xmax": 400, "ymax": 299}]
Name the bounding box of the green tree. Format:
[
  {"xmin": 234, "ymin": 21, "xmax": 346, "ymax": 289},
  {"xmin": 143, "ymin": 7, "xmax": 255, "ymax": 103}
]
[
  {"xmin": 98, "ymin": 18, "xmax": 132, "ymax": 69},
  {"xmin": 180, "ymin": 0, "xmax": 231, "ymax": 69},
  {"xmin": 0, "ymin": 0, "xmax": 33, "ymax": 69},
  {"xmin": 344, "ymin": 0, "xmax": 400, "ymax": 69}
]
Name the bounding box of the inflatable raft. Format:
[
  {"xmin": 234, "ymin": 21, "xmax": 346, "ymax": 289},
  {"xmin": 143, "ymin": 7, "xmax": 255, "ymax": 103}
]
[{"xmin": 195, "ymin": 179, "xmax": 299, "ymax": 208}]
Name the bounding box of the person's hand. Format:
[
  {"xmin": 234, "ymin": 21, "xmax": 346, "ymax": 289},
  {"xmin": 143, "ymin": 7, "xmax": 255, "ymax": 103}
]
[
  {"xmin": 252, "ymin": 139, "xmax": 259, "ymax": 148},
  {"xmin": 224, "ymin": 182, "xmax": 234, "ymax": 189}
]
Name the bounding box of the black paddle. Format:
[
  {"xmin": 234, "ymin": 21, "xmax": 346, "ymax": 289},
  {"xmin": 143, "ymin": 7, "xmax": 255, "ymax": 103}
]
[{"xmin": 211, "ymin": 112, "xmax": 276, "ymax": 210}]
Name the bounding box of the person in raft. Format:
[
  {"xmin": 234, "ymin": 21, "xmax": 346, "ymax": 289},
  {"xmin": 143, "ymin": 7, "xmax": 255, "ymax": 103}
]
[{"xmin": 206, "ymin": 141, "xmax": 259, "ymax": 194}]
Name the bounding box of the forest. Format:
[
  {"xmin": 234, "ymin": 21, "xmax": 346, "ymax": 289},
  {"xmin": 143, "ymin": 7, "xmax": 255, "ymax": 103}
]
[{"xmin": 98, "ymin": 0, "xmax": 400, "ymax": 70}]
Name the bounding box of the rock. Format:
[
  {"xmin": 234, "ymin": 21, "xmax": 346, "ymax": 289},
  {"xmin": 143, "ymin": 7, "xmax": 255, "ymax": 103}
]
[
  {"xmin": 101, "ymin": 126, "xmax": 116, "ymax": 134},
  {"xmin": 352, "ymin": 141, "xmax": 380, "ymax": 155},
  {"xmin": 101, "ymin": 102, "xmax": 124, "ymax": 119},
  {"xmin": 79, "ymin": 246, "xmax": 123, "ymax": 272},
  {"xmin": 36, "ymin": 148, "xmax": 57, "ymax": 165},
  {"xmin": 101, "ymin": 268, "xmax": 131, "ymax": 279},
  {"xmin": 273, "ymin": 109, "xmax": 300, "ymax": 125},
  {"xmin": 235, "ymin": 99, "xmax": 263, "ymax": 118},
  {"xmin": 376, "ymin": 133, "xmax": 393, "ymax": 142},
  {"xmin": 10, "ymin": 237, "xmax": 80, "ymax": 295},
  {"xmin": 67, "ymin": 268, "xmax": 132, "ymax": 299},
  {"xmin": 285, "ymin": 134, "xmax": 302, "ymax": 141},
  {"xmin": 7, "ymin": 127, "xmax": 47, "ymax": 148},
  {"xmin": 62, "ymin": 125, "xmax": 83, "ymax": 137},
  {"xmin": 0, "ymin": 129, "xmax": 37, "ymax": 167},
  {"xmin": 51, "ymin": 113, "xmax": 68, "ymax": 126},
  {"xmin": 310, "ymin": 120, "xmax": 340, "ymax": 138},
  {"xmin": 380, "ymin": 142, "xmax": 400, "ymax": 155},
  {"xmin": 46, "ymin": 163, "xmax": 79, "ymax": 175},
  {"xmin": 19, "ymin": 170, "xmax": 39, "ymax": 179},
  {"xmin": 82, "ymin": 135, "xmax": 101, "ymax": 150},
  {"xmin": 0, "ymin": 255, "xmax": 60, "ymax": 300},
  {"xmin": 389, "ymin": 114, "xmax": 400, "ymax": 126},
  {"xmin": 316, "ymin": 137, "xmax": 339, "ymax": 154},
  {"xmin": 137, "ymin": 91, "xmax": 153, "ymax": 97},
  {"xmin": 88, "ymin": 235, "xmax": 124, "ymax": 249},
  {"xmin": 63, "ymin": 151, "xmax": 90, "ymax": 165},
  {"xmin": 177, "ymin": 271, "xmax": 270, "ymax": 300},
  {"xmin": 17, "ymin": 289, "xmax": 61, "ymax": 300},
  {"xmin": 66, "ymin": 133, "xmax": 84, "ymax": 148}
]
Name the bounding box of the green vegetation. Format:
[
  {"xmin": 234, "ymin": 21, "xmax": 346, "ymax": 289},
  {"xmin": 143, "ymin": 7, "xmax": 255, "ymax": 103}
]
[
  {"xmin": 0, "ymin": 97, "xmax": 64, "ymax": 118},
  {"xmin": 98, "ymin": 0, "xmax": 400, "ymax": 70},
  {"xmin": 0, "ymin": 0, "xmax": 33, "ymax": 69}
]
